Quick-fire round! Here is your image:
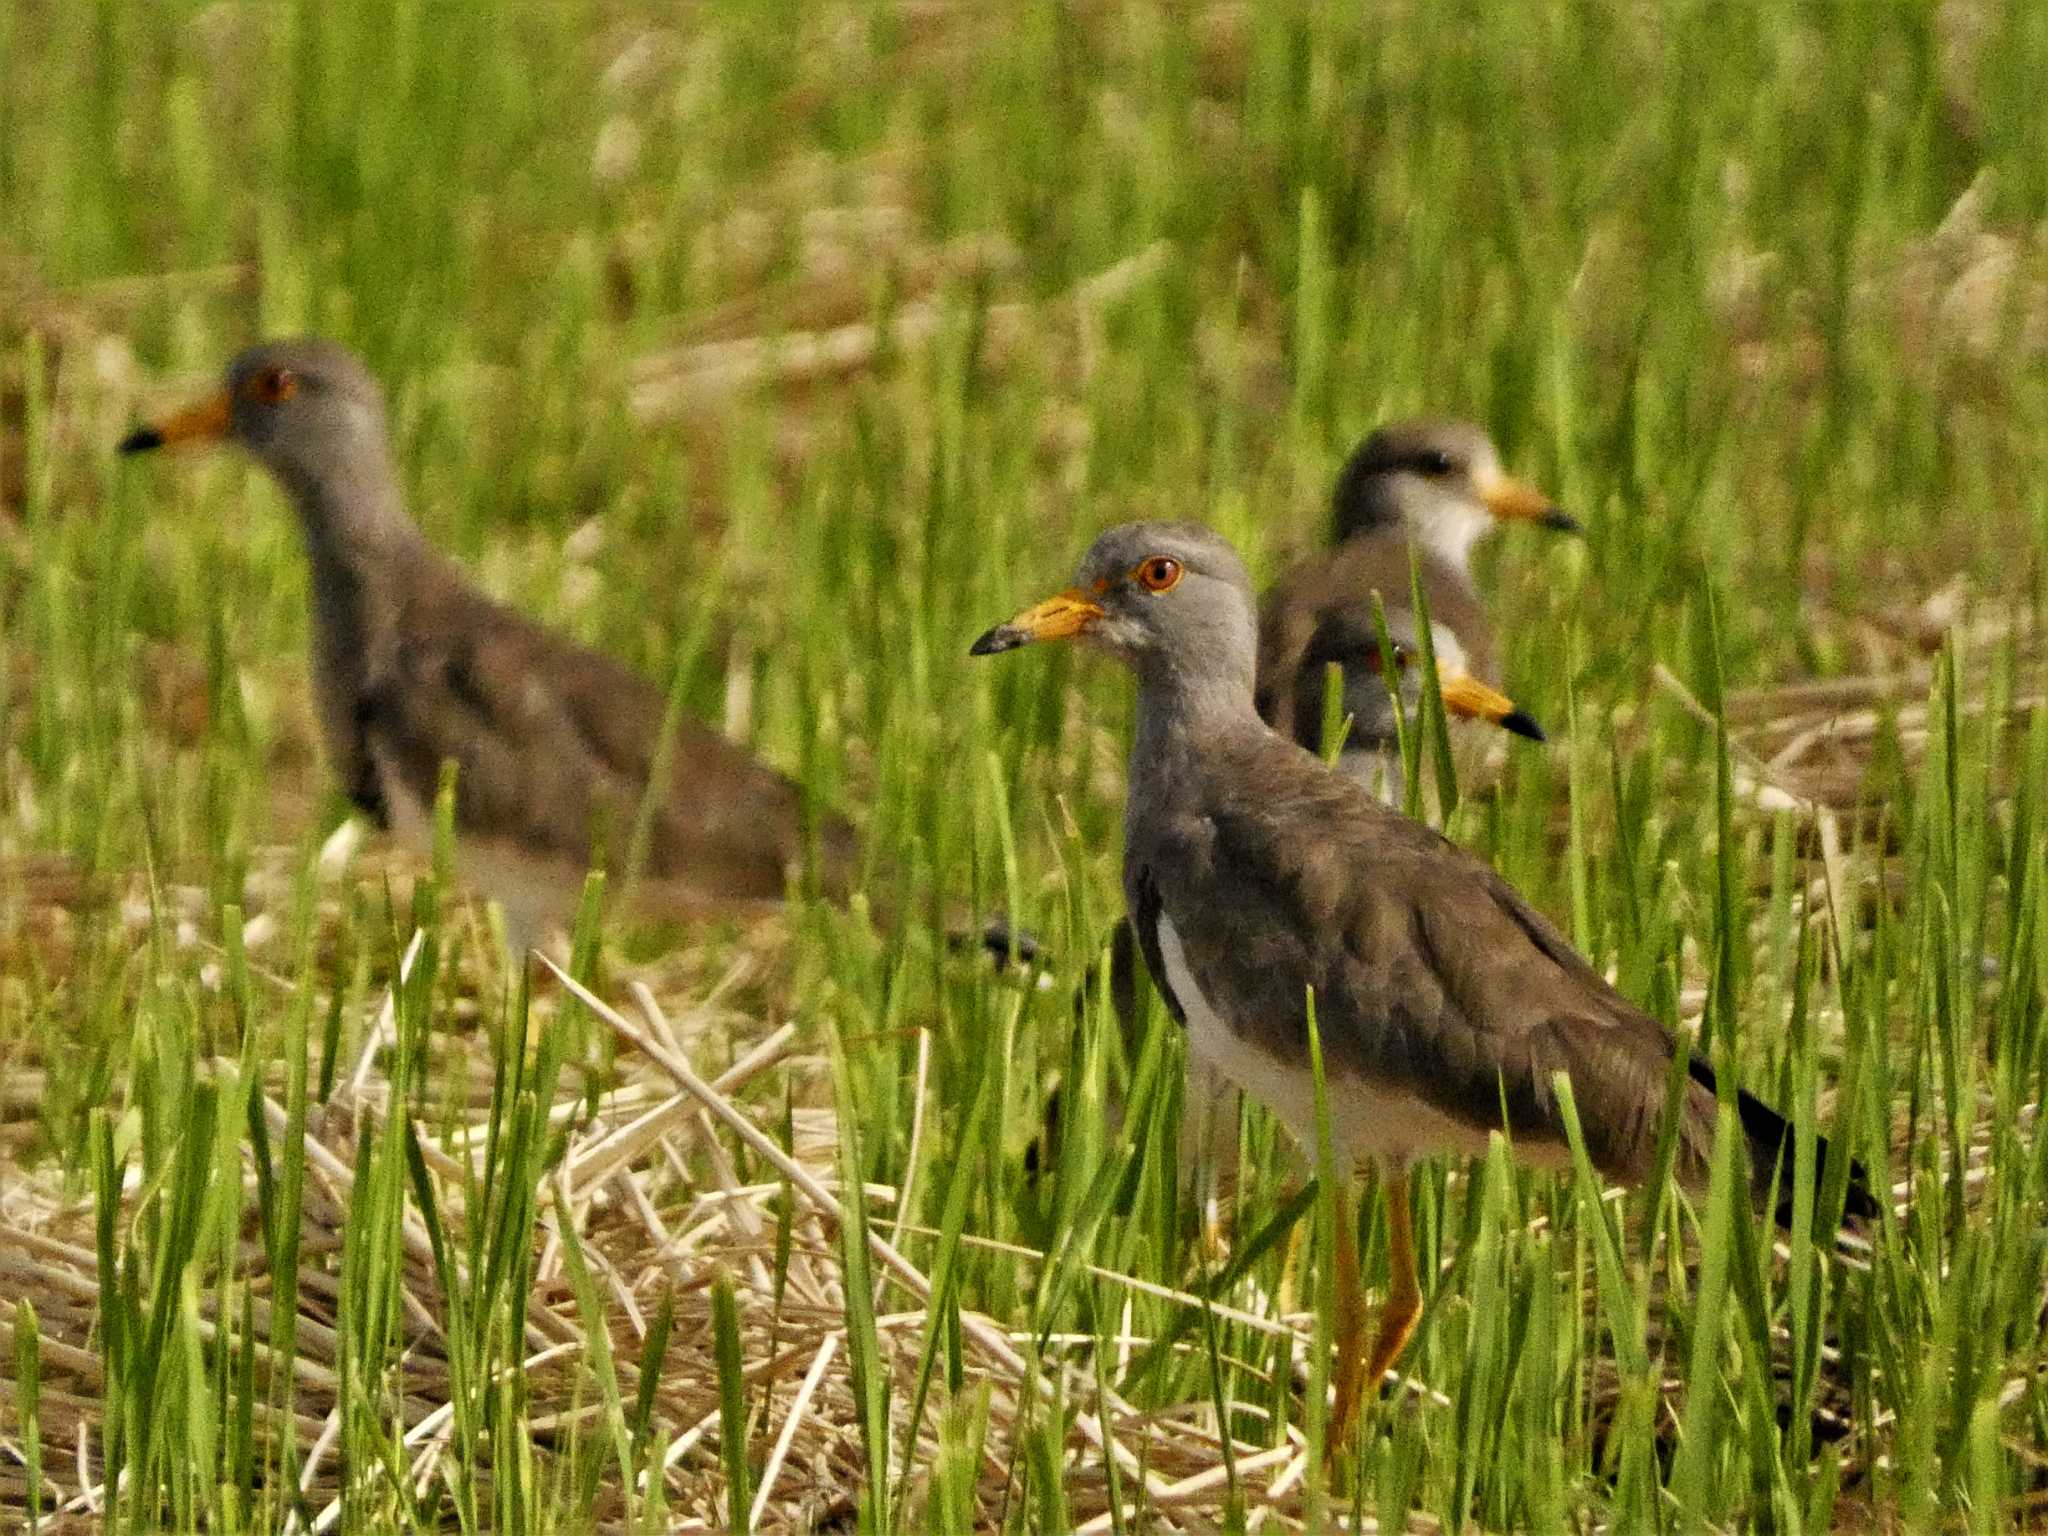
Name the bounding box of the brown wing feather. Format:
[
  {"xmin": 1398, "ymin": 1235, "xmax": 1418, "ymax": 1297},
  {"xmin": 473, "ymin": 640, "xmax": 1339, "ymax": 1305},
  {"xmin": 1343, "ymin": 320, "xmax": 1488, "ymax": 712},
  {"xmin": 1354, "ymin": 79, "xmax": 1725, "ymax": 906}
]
[
  {"xmin": 532, "ymin": 629, "xmax": 859, "ymax": 898},
  {"xmin": 363, "ymin": 579, "xmax": 856, "ymax": 906},
  {"xmin": 1150, "ymin": 730, "xmax": 1710, "ymax": 1184}
]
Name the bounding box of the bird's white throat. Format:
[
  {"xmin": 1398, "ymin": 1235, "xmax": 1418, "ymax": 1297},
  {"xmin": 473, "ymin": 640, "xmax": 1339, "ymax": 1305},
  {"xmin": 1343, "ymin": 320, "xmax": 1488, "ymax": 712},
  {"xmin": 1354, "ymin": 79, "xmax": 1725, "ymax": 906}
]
[{"xmin": 1415, "ymin": 498, "xmax": 1494, "ymax": 577}]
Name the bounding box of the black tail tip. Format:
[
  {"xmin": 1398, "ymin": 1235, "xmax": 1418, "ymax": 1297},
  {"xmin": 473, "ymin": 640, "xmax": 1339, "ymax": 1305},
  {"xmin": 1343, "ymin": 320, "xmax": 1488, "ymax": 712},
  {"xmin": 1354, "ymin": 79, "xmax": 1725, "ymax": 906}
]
[
  {"xmin": 1767, "ymin": 1152, "xmax": 1882, "ymax": 1226},
  {"xmin": 118, "ymin": 426, "xmax": 164, "ymax": 454},
  {"xmin": 1500, "ymin": 709, "xmax": 1548, "ymax": 743},
  {"xmin": 1779, "ymin": 1176, "xmax": 1881, "ymax": 1226},
  {"xmin": 1841, "ymin": 1169, "xmax": 1882, "ymax": 1222}
]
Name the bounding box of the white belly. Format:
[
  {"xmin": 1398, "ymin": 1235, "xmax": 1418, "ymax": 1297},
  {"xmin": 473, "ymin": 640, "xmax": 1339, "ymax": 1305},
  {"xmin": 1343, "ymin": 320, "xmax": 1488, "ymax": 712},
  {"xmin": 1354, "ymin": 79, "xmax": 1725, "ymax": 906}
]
[
  {"xmin": 1154, "ymin": 912, "xmax": 1517, "ymax": 1169},
  {"xmin": 364, "ymin": 747, "xmax": 781, "ymax": 956},
  {"xmin": 367, "ymin": 746, "xmax": 573, "ymax": 954}
]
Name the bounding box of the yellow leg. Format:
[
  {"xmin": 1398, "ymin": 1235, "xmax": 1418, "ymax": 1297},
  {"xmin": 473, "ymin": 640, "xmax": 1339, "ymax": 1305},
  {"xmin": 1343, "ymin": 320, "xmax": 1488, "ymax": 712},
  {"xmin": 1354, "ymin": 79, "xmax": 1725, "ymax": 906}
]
[
  {"xmin": 1366, "ymin": 1176, "xmax": 1422, "ymax": 1385},
  {"xmin": 1329, "ymin": 1172, "xmax": 1422, "ymax": 1453},
  {"xmin": 1327, "ymin": 1183, "xmax": 1369, "ymax": 1449}
]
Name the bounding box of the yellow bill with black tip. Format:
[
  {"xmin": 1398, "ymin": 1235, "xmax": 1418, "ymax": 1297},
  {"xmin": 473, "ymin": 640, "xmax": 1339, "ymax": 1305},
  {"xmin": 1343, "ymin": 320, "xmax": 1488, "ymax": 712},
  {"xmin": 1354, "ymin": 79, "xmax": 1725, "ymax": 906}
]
[
  {"xmin": 118, "ymin": 391, "xmax": 231, "ymax": 454},
  {"xmin": 970, "ymin": 588, "xmax": 1108, "ymax": 655},
  {"xmin": 1481, "ymin": 473, "xmax": 1578, "ymax": 534},
  {"xmin": 1436, "ymin": 668, "xmax": 1547, "ymax": 741}
]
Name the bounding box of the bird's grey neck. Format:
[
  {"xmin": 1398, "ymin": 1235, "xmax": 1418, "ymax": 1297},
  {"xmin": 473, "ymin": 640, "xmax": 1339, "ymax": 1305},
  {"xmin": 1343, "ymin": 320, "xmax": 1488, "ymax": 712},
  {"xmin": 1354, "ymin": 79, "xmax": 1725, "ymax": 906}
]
[
  {"xmin": 1130, "ymin": 651, "xmax": 1262, "ymax": 779},
  {"xmin": 265, "ymin": 439, "xmax": 428, "ymax": 624},
  {"xmin": 266, "ymin": 444, "xmax": 429, "ymax": 699},
  {"xmin": 273, "ymin": 445, "xmax": 417, "ymax": 565}
]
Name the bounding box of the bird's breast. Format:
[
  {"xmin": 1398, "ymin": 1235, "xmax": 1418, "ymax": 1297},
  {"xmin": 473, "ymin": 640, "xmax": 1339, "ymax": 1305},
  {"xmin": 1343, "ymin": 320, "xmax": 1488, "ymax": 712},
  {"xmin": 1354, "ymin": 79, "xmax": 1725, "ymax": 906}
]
[
  {"xmin": 1153, "ymin": 911, "xmax": 1320, "ymax": 1144},
  {"xmin": 1151, "ymin": 909, "xmax": 1535, "ymax": 1169}
]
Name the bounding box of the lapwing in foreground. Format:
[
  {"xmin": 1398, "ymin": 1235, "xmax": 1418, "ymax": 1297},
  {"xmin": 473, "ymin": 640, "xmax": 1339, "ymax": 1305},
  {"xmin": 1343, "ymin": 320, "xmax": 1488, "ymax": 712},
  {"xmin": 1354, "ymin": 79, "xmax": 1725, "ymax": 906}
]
[
  {"xmin": 1052, "ymin": 425, "xmax": 1567, "ymax": 1180},
  {"xmin": 973, "ymin": 520, "xmax": 1874, "ymax": 1444}
]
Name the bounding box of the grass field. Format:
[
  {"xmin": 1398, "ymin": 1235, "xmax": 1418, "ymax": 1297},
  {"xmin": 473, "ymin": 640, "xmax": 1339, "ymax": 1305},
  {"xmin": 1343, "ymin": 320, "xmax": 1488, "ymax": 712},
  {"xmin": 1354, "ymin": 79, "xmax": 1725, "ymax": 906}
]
[{"xmin": 5, "ymin": 1, "xmax": 2048, "ymax": 1530}]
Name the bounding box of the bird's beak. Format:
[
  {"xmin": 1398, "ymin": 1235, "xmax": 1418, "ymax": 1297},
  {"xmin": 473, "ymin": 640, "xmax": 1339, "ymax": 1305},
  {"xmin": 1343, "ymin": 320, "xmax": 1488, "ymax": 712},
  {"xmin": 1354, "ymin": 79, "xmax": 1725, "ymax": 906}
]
[
  {"xmin": 970, "ymin": 588, "xmax": 1108, "ymax": 655},
  {"xmin": 118, "ymin": 390, "xmax": 232, "ymax": 454},
  {"xmin": 1481, "ymin": 474, "xmax": 1579, "ymax": 535},
  {"xmin": 1437, "ymin": 667, "xmax": 1547, "ymax": 742}
]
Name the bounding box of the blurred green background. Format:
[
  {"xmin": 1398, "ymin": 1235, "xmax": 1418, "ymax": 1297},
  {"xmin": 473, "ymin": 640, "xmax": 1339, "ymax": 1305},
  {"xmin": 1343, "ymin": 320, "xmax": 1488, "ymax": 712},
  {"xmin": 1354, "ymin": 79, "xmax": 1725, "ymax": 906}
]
[{"xmin": 5, "ymin": 2, "xmax": 2048, "ymax": 1531}]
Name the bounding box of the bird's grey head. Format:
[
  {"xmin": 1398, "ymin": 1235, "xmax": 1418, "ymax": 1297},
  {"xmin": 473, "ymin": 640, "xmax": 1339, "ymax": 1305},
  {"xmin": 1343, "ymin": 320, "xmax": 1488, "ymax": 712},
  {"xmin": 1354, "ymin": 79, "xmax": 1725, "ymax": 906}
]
[
  {"xmin": 219, "ymin": 340, "xmax": 387, "ymax": 474},
  {"xmin": 1294, "ymin": 605, "xmax": 1433, "ymax": 748},
  {"xmin": 1330, "ymin": 417, "xmax": 1577, "ymax": 569},
  {"xmin": 120, "ymin": 339, "xmax": 398, "ymax": 528},
  {"xmin": 970, "ymin": 520, "xmax": 1260, "ymax": 705}
]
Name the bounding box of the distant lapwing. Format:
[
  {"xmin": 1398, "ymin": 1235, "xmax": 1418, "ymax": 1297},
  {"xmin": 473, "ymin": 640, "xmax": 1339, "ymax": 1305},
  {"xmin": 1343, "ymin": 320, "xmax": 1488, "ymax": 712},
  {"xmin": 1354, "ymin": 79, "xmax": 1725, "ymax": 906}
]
[
  {"xmin": 120, "ymin": 339, "xmax": 1021, "ymax": 964},
  {"xmin": 1258, "ymin": 417, "xmax": 1577, "ymax": 755},
  {"xmin": 1281, "ymin": 601, "xmax": 1545, "ymax": 803},
  {"xmin": 973, "ymin": 521, "xmax": 1873, "ymax": 1443}
]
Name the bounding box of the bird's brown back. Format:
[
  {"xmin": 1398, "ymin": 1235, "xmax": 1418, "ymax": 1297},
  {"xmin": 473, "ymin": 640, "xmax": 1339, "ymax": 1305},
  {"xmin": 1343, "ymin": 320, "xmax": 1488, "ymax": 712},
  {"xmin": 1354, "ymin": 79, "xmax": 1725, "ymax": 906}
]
[
  {"xmin": 356, "ymin": 557, "xmax": 859, "ymax": 911},
  {"xmin": 1132, "ymin": 723, "xmax": 1712, "ymax": 1186}
]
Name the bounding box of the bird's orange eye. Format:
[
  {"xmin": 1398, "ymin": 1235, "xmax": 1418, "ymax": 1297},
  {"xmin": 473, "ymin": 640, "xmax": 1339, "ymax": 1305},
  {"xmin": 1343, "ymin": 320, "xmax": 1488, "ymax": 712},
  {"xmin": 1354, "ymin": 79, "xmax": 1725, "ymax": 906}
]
[
  {"xmin": 243, "ymin": 368, "xmax": 298, "ymax": 405},
  {"xmin": 1134, "ymin": 556, "xmax": 1182, "ymax": 593}
]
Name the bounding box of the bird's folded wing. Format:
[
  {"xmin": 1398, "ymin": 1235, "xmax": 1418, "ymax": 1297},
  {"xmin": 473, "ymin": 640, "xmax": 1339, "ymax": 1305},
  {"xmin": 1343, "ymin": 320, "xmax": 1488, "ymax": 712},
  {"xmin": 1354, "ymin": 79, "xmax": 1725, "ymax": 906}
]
[
  {"xmin": 361, "ymin": 605, "xmax": 849, "ymax": 903},
  {"xmin": 1183, "ymin": 765, "xmax": 1710, "ymax": 1182},
  {"xmin": 537, "ymin": 636, "xmax": 858, "ymax": 896}
]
